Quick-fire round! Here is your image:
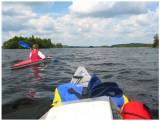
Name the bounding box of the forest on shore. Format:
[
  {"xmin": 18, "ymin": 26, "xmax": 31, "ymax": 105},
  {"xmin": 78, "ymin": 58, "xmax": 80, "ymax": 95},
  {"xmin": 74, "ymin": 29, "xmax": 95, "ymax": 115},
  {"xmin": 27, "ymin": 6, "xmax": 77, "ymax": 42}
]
[
  {"xmin": 2, "ymin": 34, "xmax": 159, "ymax": 49},
  {"xmin": 2, "ymin": 35, "xmax": 63, "ymax": 49}
]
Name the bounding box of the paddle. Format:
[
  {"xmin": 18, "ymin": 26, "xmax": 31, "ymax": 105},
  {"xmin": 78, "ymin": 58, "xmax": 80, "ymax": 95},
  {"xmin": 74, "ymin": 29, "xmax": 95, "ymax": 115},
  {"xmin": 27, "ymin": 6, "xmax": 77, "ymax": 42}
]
[{"xmin": 18, "ymin": 41, "xmax": 31, "ymax": 49}]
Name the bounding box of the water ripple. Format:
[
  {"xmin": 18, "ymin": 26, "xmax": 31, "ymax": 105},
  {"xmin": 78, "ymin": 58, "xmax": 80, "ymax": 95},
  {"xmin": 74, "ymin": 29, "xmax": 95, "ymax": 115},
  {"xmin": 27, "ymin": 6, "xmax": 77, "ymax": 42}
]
[{"xmin": 2, "ymin": 48, "xmax": 159, "ymax": 119}]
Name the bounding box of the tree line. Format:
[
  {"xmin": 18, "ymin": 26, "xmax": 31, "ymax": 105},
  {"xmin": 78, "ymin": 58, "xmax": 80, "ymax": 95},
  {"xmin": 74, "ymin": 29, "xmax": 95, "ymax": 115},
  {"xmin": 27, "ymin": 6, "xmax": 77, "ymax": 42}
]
[
  {"xmin": 2, "ymin": 35, "xmax": 63, "ymax": 49},
  {"xmin": 2, "ymin": 34, "xmax": 159, "ymax": 49}
]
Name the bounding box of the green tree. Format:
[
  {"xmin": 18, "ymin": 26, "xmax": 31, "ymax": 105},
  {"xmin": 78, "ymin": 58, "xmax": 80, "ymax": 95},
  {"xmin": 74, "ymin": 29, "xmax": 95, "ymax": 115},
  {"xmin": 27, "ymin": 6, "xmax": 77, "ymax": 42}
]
[
  {"xmin": 153, "ymin": 34, "xmax": 159, "ymax": 48},
  {"xmin": 56, "ymin": 43, "xmax": 63, "ymax": 48},
  {"xmin": 2, "ymin": 36, "xmax": 63, "ymax": 49}
]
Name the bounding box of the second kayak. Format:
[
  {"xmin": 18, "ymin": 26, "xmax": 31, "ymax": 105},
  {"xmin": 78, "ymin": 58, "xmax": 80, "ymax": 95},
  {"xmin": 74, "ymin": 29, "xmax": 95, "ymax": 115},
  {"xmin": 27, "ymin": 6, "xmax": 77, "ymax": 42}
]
[{"xmin": 11, "ymin": 57, "xmax": 52, "ymax": 70}]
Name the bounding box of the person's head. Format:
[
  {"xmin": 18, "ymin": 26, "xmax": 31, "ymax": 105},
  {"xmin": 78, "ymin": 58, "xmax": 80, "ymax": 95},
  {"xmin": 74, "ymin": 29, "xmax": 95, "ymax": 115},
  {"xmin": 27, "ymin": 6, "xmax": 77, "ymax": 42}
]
[{"xmin": 32, "ymin": 44, "xmax": 39, "ymax": 50}]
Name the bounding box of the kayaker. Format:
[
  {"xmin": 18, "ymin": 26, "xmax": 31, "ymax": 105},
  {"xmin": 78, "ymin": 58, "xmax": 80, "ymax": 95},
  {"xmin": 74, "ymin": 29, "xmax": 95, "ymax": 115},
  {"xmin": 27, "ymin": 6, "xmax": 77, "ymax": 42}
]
[{"xmin": 29, "ymin": 44, "xmax": 45, "ymax": 60}]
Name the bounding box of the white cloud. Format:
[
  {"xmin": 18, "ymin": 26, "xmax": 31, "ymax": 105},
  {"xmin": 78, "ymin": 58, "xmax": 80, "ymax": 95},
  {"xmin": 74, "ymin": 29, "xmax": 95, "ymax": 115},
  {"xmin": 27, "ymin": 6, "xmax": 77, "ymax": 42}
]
[
  {"xmin": 29, "ymin": 15, "xmax": 55, "ymax": 32},
  {"xmin": 70, "ymin": 1, "xmax": 149, "ymax": 18},
  {"xmin": 2, "ymin": 2, "xmax": 37, "ymax": 32},
  {"xmin": 2, "ymin": 1, "xmax": 159, "ymax": 46},
  {"xmin": 2, "ymin": 2, "xmax": 36, "ymax": 17}
]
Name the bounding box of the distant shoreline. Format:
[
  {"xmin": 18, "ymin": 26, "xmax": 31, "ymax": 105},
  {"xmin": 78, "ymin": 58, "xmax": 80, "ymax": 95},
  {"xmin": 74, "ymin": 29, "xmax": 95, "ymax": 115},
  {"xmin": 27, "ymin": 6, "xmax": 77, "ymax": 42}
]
[
  {"xmin": 63, "ymin": 43, "xmax": 153, "ymax": 48},
  {"xmin": 2, "ymin": 42, "xmax": 155, "ymax": 49},
  {"xmin": 2, "ymin": 46, "xmax": 155, "ymax": 49},
  {"xmin": 3, "ymin": 35, "xmax": 157, "ymax": 49}
]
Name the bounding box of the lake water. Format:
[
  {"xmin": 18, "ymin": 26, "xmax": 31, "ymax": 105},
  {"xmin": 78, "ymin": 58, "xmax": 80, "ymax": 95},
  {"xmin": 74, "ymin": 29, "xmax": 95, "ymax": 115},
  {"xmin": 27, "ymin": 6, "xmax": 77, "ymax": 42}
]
[{"xmin": 2, "ymin": 48, "xmax": 159, "ymax": 119}]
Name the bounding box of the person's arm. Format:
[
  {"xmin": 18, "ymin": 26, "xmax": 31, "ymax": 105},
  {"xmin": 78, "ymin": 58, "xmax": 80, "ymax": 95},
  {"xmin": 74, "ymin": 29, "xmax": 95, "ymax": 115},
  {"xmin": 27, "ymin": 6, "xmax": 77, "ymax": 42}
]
[{"xmin": 38, "ymin": 51, "xmax": 45, "ymax": 59}]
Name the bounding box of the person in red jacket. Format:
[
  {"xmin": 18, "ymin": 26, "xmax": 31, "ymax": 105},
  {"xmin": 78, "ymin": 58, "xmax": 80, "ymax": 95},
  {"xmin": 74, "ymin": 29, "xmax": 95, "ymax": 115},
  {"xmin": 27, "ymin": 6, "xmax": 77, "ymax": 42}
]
[{"xmin": 29, "ymin": 44, "xmax": 45, "ymax": 60}]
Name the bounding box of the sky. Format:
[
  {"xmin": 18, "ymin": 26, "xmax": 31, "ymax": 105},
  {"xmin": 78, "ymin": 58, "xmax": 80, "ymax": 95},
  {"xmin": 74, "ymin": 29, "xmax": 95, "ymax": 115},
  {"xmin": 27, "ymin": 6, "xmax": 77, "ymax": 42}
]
[{"xmin": 2, "ymin": 1, "xmax": 159, "ymax": 46}]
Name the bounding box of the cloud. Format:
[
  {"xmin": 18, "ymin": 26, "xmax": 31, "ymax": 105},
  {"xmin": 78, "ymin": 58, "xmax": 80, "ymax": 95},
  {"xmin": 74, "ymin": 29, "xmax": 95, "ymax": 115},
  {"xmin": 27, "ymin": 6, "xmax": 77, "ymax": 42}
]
[
  {"xmin": 2, "ymin": 1, "xmax": 159, "ymax": 46},
  {"xmin": 70, "ymin": 1, "xmax": 151, "ymax": 18},
  {"xmin": 2, "ymin": 2, "xmax": 36, "ymax": 17},
  {"xmin": 2, "ymin": 2, "xmax": 37, "ymax": 32},
  {"xmin": 52, "ymin": 6, "xmax": 158, "ymax": 45},
  {"xmin": 28, "ymin": 15, "xmax": 55, "ymax": 32}
]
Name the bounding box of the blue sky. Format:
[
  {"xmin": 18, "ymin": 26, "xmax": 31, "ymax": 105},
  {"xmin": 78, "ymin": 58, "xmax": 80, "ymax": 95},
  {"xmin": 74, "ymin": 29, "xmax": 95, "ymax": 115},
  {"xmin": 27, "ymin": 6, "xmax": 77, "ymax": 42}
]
[
  {"xmin": 2, "ymin": 1, "xmax": 159, "ymax": 46},
  {"xmin": 32, "ymin": 2, "xmax": 72, "ymax": 16}
]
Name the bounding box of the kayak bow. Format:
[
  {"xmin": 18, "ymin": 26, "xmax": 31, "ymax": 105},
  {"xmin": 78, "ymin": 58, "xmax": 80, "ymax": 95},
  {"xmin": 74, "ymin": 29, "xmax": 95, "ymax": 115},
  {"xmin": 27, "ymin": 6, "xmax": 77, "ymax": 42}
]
[{"xmin": 40, "ymin": 66, "xmax": 117, "ymax": 120}]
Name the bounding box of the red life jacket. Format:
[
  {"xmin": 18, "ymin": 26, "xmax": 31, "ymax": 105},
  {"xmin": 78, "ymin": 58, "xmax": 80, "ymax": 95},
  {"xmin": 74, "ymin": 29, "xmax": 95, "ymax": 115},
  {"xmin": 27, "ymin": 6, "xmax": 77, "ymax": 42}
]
[
  {"xmin": 31, "ymin": 49, "xmax": 41, "ymax": 61},
  {"xmin": 121, "ymin": 101, "xmax": 152, "ymax": 119}
]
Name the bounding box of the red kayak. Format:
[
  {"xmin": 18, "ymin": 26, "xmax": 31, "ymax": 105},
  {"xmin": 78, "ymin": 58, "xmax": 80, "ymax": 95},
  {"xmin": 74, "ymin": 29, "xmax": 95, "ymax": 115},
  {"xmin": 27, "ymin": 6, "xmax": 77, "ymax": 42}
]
[{"xmin": 11, "ymin": 57, "xmax": 51, "ymax": 70}]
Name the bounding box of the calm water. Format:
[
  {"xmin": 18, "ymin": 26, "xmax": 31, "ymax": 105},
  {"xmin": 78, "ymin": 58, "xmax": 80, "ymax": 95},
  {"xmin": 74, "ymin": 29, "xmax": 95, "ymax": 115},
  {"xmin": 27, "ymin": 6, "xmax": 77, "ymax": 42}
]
[{"xmin": 2, "ymin": 48, "xmax": 159, "ymax": 119}]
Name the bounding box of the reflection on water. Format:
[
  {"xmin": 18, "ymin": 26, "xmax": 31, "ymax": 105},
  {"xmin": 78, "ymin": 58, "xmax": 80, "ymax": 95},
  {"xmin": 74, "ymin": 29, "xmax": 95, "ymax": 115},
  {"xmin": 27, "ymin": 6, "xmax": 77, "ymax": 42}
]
[{"xmin": 31, "ymin": 65, "xmax": 42, "ymax": 81}]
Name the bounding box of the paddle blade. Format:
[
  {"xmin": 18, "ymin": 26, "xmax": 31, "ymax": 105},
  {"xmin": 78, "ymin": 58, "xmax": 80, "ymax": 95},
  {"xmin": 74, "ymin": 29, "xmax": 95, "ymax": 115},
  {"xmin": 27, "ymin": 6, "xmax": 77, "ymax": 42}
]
[{"xmin": 19, "ymin": 41, "xmax": 30, "ymax": 49}]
